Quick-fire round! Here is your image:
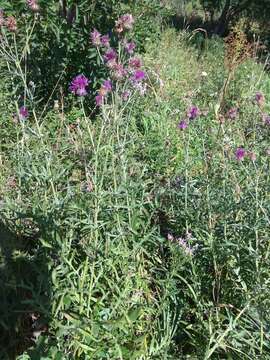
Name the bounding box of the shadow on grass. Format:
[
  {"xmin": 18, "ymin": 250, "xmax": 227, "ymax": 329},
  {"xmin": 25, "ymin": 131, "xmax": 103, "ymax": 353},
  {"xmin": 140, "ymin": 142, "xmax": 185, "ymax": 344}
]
[{"xmin": 0, "ymin": 219, "xmax": 51, "ymax": 359}]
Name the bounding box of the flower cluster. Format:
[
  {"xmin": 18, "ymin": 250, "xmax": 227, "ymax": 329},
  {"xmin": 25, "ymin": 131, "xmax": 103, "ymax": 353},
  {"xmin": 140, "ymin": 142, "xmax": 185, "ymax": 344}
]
[
  {"xmin": 2, "ymin": 14, "xmax": 17, "ymax": 32},
  {"xmin": 19, "ymin": 106, "xmax": 29, "ymax": 121},
  {"xmin": 167, "ymin": 232, "xmax": 198, "ymax": 256},
  {"xmin": 178, "ymin": 105, "xmax": 200, "ymax": 131},
  {"xmin": 235, "ymin": 147, "xmax": 256, "ymax": 162}
]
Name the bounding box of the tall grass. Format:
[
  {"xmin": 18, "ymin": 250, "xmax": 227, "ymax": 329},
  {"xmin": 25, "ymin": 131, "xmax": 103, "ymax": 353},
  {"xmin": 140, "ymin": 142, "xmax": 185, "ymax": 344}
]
[{"xmin": 0, "ymin": 28, "xmax": 270, "ymax": 359}]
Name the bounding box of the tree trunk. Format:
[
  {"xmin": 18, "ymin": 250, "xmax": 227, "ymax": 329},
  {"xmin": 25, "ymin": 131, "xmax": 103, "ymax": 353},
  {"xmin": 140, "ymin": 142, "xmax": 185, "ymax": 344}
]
[{"xmin": 214, "ymin": 0, "xmax": 232, "ymax": 36}]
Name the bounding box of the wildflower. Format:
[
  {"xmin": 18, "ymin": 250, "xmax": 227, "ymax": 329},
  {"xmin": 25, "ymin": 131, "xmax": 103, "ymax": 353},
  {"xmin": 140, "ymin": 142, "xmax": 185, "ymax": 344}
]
[
  {"xmin": 27, "ymin": 0, "xmax": 39, "ymax": 12},
  {"xmin": 69, "ymin": 74, "xmax": 89, "ymax": 96},
  {"xmin": 99, "ymin": 80, "xmax": 113, "ymax": 96},
  {"xmin": 19, "ymin": 106, "xmax": 29, "ymax": 121},
  {"xmin": 201, "ymin": 71, "xmax": 208, "ymax": 77},
  {"xmin": 101, "ymin": 34, "xmax": 110, "ymax": 48},
  {"xmin": 167, "ymin": 233, "xmax": 197, "ymax": 256},
  {"xmin": 112, "ymin": 63, "xmax": 127, "ymax": 80},
  {"xmin": 178, "ymin": 119, "xmax": 188, "ymax": 130},
  {"xmin": 263, "ymin": 114, "xmax": 270, "ymax": 125},
  {"xmin": 103, "ymin": 48, "xmax": 117, "ymax": 63},
  {"xmin": 5, "ymin": 16, "xmax": 17, "ymax": 32},
  {"xmin": 115, "ymin": 14, "xmax": 134, "ymax": 33},
  {"xmin": 187, "ymin": 105, "xmax": 200, "ymax": 120},
  {"xmin": 0, "ymin": 9, "xmax": 4, "ymax": 27},
  {"xmin": 255, "ymin": 92, "xmax": 265, "ymax": 108},
  {"xmin": 122, "ymin": 90, "xmax": 130, "ymax": 101},
  {"xmin": 90, "ymin": 29, "xmax": 101, "ymax": 46},
  {"xmin": 235, "ymin": 147, "xmax": 246, "ymax": 161},
  {"xmin": 95, "ymin": 94, "xmax": 103, "ymax": 106},
  {"xmin": 133, "ymin": 81, "xmax": 147, "ymax": 95},
  {"xmin": 129, "ymin": 57, "xmax": 142, "ymax": 69},
  {"xmin": 124, "ymin": 41, "xmax": 136, "ymax": 54},
  {"xmin": 131, "ymin": 70, "xmax": 146, "ymax": 82},
  {"xmin": 227, "ymin": 107, "xmax": 238, "ymax": 120},
  {"xmin": 248, "ymin": 151, "xmax": 256, "ymax": 162}
]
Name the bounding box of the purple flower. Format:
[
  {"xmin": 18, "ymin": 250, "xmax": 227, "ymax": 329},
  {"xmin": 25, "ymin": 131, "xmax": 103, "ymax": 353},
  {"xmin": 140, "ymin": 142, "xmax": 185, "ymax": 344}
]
[
  {"xmin": 101, "ymin": 34, "xmax": 110, "ymax": 48},
  {"xmin": 5, "ymin": 16, "xmax": 17, "ymax": 32},
  {"xmin": 19, "ymin": 106, "xmax": 29, "ymax": 120},
  {"xmin": 69, "ymin": 74, "xmax": 89, "ymax": 96},
  {"xmin": 167, "ymin": 233, "xmax": 197, "ymax": 256},
  {"xmin": 124, "ymin": 41, "xmax": 136, "ymax": 54},
  {"xmin": 27, "ymin": 0, "xmax": 39, "ymax": 12},
  {"xmin": 263, "ymin": 114, "xmax": 270, "ymax": 125},
  {"xmin": 178, "ymin": 119, "xmax": 188, "ymax": 130},
  {"xmin": 112, "ymin": 63, "xmax": 127, "ymax": 80},
  {"xmin": 0, "ymin": 9, "xmax": 4, "ymax": 27},
  {"xmin": 115, "ymin": 14, "xmax": 134, "ymax": 33},
  {"xmin": 187, "ymin": 105, "xmax": 200, "ymax": 120},
  {"xmin": 95, "ymin": 94, "xmax": 103, "ymax": 107},
  {"xmin": 255, "ymin": 92, "xmax": 265, "ymax": 107},
  {"xmin": 103, "ymin": 48, "xmax": 117, "ymax": 63},
  {"xmin": 122, "ymin": 90, "xmax": 131, "ymax": 101},
  {"xmin": 102, "ymin": 80, "xmax": 112, "ymax": 92},
  {"xmin": 131, "ymin": 70, "xmax": 146, "ymax": 82},
  {"xmin": 90, "ymin": 29, "xmax": 101, "ymax": 46},
  {"xmin": 227, "ymin": 107, "xmax": 238, "ymax": 120},
  {"xmin": 129, "ymin": 57, "xmax": 142, "ymax": 69},
  {"xmin": 235, "ymin": 147, "xmax": 246, "ymax": 161}
]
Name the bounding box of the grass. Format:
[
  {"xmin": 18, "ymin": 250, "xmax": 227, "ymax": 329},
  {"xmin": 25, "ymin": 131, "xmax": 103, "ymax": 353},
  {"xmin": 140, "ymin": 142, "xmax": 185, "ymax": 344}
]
[{"xmin": 0, "ymin": 28, "xmax": 270, "ymax": 359}]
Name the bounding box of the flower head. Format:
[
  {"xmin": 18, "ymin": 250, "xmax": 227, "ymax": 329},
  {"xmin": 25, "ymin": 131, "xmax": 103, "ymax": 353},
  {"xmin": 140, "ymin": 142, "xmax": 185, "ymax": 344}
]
[
  {"xmin": 115, "ymin": 14, "xmax": 134, "ymax": 33},
  {"xmin": 248, "ymin": 151, "xmax": 256, "ymax": 162},
  {"xmin": 95, "ymin": 94, "xmax": 103, "ymax": 107},
  {"xmin": 263, "ymin": 114, "xmax": 270, "ymax": 125},
  {"xmin": 5, "ymin": 16, "xmax": 17, "ymax": 32},
  {"xmin": 101, "ymin": 34, "xmax": 110, "ymax": 48},
  {"xmin": 90, "ymin": 29, "xmax": 101, "ymax": 46},
  {"xmin": 178, "ymin": 119, "xmax": 188, "ymax": 130},
  {"xmin": 69, "ymin": 74, "xmax": 89, "ymax": 96},
  {"xmin": 227, "ymin": 107, "xmax": 238, "ymax": 120},
  {"xmin": 0, "ymin": 9, "xmax": 5, "ymax": 26},
  {"xmin": 103, "ymin": 48, "xmax": 117, "ymax": 63},
  {"xmin": 129, "ymin": 57, "xmax": 142, "ymax": 69},
  {"xmin": 187, "ymin": 105, "xmax": 200, "ymax": 120},
  {"xmin": 124, "ymin": 41, "xmax": 136, "ymax": 54},
  {"xmin": 99, "ymin": 79, "xmax": 113, "ymax": 96},
  {"xmin": 235, "ymin": 147, "xmax": 246, "ymax": 161},
  {"xmin": 131, "ymin": 70, "xmax": 146, "ymax": 82},
  {"xmin": 27, "ymin": 0, "xmax": 40, "ymax": 12},
  {"xmin": 122, "ymin": 90, "xmax": 131, "ymax": 101},
  {"xmin": 19, "ymin": 106, "xmax": 29, "ymax": 121},
  {"xmin": 255, "ymin": 92, "xmax": 265, "ymax": 108},
  {"xmin": 112, "ymin": 63, "xmax": 127, "ymax": 80}
]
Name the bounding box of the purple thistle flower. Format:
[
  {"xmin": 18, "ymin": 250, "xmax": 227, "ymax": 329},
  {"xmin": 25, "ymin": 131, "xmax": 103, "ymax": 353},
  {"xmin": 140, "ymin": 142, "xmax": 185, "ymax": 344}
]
[
  {"xmin": 129, "ymin": 57, "xmax": 142, "ymax": 69},
  {"xmin": 227, "ymin": 107, "xmax": 238, "ymax": 120},
  {"xmin": 122, "ymin": 90, "xmax": 131, "ymax": 101},
  {"xmin": 112, "ymin": 63, "xmax": 127, "ymax": 80},
  {"xmin": 124, "ymin": 41, "xmax": 136, "ymax": 54},
  {"xmin": 235, "ymin": 147, "xmax": 246, "ymax": 161},
  {"xmin": 263, "ymin": 114, "xmax": 270, "ymax": 125},
  {"xmin": 27, "ymin": 0, "xmax": 39, "ymax": 12},
  {"xmin": 187, "ymin": 105, "xmax": 200, "ymax": 120},
  {"xmin": 102, "ymin": 80, "xmax": 112, "ymax": 92},
  {"xmin": 95, "ymin": 94, "xmax": 103, "ymax": 107},
  {"xmin": 178, "ymin": 119, "xmax": 188, "ymax": 130},
  {"xmin": 0, "ymin": 9, "xmax": 4, "ymax": 27},
  {"xmin": 90, "ymin": 29, "xmax": 101, "ymax": 46},
  {"xmin": 101, "ymin": 34, "xmax": 110, "ymax": 48},
  {"xmin": 69, "ymin": 74, "xmax": 89, "ymax": 96},
  {"xmin": 255, "ymin": 91, "xmax": 265, "ymax": 108},
  {"xmin": 167, "ymin": 233, "xmax": 197, "ymax": 256},
  {"xmin": 19, "ymin": 106, "xmax": 29, "ymax": 120},
  {"xmin": 115, "ymin": 14, "xmax": 134, "ymax": 33},
  {"xmin": 131, "ymin": 70, "xmax": 146, "ymax": 82},
  {"xmin": 103, "ymin": 48, "xmax": 117, "ymax": 63}
]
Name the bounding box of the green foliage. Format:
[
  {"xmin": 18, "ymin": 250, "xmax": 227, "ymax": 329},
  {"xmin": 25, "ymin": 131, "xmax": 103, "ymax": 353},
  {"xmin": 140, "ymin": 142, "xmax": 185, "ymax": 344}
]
[{"xmin": 1, "ymin": 26, "xmax": 270, "ymax": 360}]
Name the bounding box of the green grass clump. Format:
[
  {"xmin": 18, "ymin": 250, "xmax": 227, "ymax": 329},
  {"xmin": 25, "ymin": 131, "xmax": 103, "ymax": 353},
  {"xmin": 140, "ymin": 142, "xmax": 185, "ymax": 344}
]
[{"xmin": 1, "ymin": 29, "xmax": 270, "ymax": 359}]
